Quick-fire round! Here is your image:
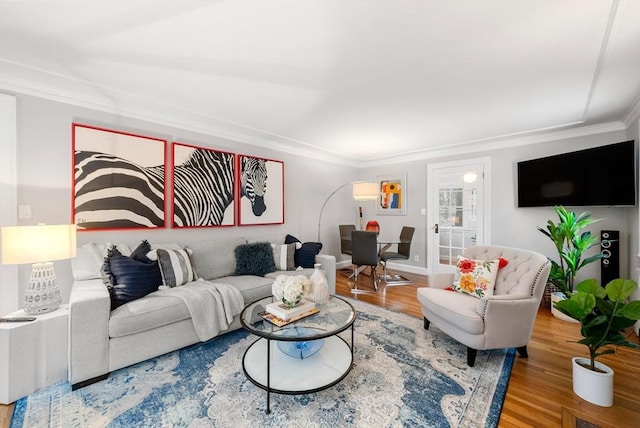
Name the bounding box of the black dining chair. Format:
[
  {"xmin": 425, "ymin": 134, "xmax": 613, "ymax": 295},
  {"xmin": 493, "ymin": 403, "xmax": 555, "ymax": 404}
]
[
  {"xmin": 338, "ymin": 225, "xmax": 356, "ymax": 278},
  {"xmin": 350, "ymin": 230, "xmax": 380, "ymax": 293},
  {"xmin": 339, "ymin": 225, "xmax": 356, "ymax": 256},
  {"xmin": 380, "ymin": 226, "xmax": 415, "ymax": 284}
]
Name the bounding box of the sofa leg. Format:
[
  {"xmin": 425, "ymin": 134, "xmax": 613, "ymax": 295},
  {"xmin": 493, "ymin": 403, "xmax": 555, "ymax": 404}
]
[
  {"xmin": 467, "ymin": 347, "xmax": 477, "ymax": 367},
  {"xmin": 71, "ymin": 373, "xmax": 109, "ymax": 390},
  {"xmin": 423, "ymin": 317, "xmax": 430, "ymax": 330},
  {"xmin": 516, "ymin": 346, "xmax": 528, "ymax": 358}
]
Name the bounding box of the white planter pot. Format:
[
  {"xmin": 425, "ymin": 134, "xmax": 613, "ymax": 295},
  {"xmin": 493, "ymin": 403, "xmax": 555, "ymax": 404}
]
[
  {"xmin": 572, "ymin": 357, "xmax": 614, "ymax": 407},
  {"xmin": 550, "ymin": 292, "xmax": 579, "ymax": 323}
]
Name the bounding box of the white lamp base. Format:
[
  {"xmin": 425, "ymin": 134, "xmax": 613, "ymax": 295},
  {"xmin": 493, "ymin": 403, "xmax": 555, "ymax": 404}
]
[{"xmin": 24, "ymin": 262, "xmax": 61, "ymax": 315}]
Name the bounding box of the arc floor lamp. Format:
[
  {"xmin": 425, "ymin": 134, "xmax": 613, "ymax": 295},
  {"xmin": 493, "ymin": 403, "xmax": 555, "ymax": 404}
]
[{"xmin": 317, "ymin": 181, "xmax": 378, "ymax": 242}]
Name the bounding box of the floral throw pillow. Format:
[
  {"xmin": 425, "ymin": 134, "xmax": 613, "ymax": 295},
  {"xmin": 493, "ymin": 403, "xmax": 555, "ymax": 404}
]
[{"xmin": 451, "ymin": 256, "xmax": 501, "ymax": 298}]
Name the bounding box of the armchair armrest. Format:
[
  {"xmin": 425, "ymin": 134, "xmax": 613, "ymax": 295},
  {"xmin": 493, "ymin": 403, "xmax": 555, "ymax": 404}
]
[
  {"xmin": 426, "ymin": 272, "xmax": 455, "ymax": 289},
  {"xmin": 476, "ymin": 294, "xmax": 540, "ymax": 349},
  {"xmin": 315, "ymin": 254, "xmax": 336, "ymax": 295},
  {"xmin": 68, "ymin": 279, "xmax": 111, "ymax": 386}
]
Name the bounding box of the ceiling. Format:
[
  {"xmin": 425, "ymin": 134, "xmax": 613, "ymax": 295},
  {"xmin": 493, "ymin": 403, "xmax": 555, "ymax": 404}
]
[{"xmin": 1, "ymin": 1, "xmax": 639, "ymax": 167}]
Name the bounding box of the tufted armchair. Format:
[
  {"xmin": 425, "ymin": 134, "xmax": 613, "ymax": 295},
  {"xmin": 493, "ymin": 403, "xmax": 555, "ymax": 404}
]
[{"xmin": 417, "ymin": 245, "xmax": 551, "ymax": 366}]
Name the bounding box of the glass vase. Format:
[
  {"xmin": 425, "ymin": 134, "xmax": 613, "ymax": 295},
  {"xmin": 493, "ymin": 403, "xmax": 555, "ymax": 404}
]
[{"xmin": 310, "ymin": 263, "xmax": 329, "ymax": 305}]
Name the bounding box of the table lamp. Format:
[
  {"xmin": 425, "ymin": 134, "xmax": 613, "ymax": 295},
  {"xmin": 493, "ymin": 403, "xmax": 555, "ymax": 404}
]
[
  {"xmin": 317, "ymin": 181, "xmax": 378, "ymax": 241},
  {"xmin": 1, "ymin": 224, "xmax": 77, "ymax": 314}
]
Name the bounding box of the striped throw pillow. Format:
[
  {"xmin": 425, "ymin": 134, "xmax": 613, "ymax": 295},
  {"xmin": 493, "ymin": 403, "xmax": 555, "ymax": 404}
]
[{"xmin": 153, "ymin": 248, "xmax": 195, "ymax": 287}]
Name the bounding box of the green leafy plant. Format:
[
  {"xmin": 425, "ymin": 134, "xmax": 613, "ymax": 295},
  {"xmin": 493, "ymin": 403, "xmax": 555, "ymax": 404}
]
[
  {"xmin": 538, "ymin": 206, "xmax": 603, "ymax": 297},
  {"xmin": 554, "ymin": 278, "xmax": 640, "ymax": 371}
]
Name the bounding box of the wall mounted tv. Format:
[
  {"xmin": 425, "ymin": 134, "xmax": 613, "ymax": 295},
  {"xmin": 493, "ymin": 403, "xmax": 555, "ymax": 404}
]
[{"xmin": 517, "ymin": 140, "xmax": 637, "ymax": 207}]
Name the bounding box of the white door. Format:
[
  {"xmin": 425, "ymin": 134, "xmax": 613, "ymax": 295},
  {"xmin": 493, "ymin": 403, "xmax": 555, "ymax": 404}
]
[{"xmin": 427, "ymin": 158, "xmax": 491, "ymax": 273}]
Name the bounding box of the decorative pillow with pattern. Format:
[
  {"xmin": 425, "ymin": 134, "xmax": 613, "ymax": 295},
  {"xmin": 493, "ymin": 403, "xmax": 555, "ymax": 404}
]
[
  {"xmin": 271, "ymin": 243, "xmax": 296, "ymax": 271},
  {"xmin": 451, "ymin": 256, "xmax": 501, "ymax": 298},
  {"xmin": 148, "ymin": 248, "xmax": 196, "ymax": 287}
]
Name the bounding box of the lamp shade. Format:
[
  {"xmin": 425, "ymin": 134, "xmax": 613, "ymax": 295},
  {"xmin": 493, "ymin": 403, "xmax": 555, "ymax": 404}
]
[
  {"xmin": 1, "ymin": 224, "xmax": 77, "ymax": 265},
  {"xmin": 352, "ymin": 182, "xmax": 378, "ymax": 201}
]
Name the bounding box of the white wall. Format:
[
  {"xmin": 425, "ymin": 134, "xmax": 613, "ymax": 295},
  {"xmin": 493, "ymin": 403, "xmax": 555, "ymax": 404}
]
[
  {"xmin": 12, "ymin": 94, "xmax": 356, "ymax": 304},
  {"xmin": 362, "ymin": 130, "xmax": 637, "ymax": 283},
  {"xmin": 8, "ymin": 92, "xmax": 639, "ymax": 306}
]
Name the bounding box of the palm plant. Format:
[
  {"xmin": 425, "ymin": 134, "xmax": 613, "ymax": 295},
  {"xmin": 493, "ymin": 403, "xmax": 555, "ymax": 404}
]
[{"xmin": 538, "ymin": 206, "xmax": 603, "ymax": 297}]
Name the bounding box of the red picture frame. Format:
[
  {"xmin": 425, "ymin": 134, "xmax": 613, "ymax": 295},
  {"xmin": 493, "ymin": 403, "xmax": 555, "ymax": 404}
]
[
  {"xmin": 72, "ymin": 123, "xmax": 167, "ymax": 231},
  {"xmin": 172, "ymin": 142, "xmax": 236, "ymax": 228},
  {"xmin": 236, "ymin": 154, "xmax": 284, "ymax": 226}
]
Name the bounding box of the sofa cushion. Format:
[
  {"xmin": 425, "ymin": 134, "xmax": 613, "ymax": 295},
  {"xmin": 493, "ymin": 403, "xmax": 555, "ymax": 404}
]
[
  {"xmin": 209, "ymin": 275, "xmax": 274, "ymax": 304},
  {"xmin": 265, "ymin": 268, "xmax": 314, "ymax": 280},
  {"xmin": 284, "ymin": 234, "xmax": 323, "ymax": 268},
  {"xmin": 72, "ymin": 242, "xmax": 133, "ymax": 280},
  {"xmin": 189, "ymin": 237, "xmax": 246, "ymax": 280},
  {"xmin": 271, "ymin": 243, "xmax": 296, "ymax": 271},
  {"xmin": 109, "ymin": 292, "xmax": 190, "ymax": 338},
  {"xmin": 235, "ymin": 242, "xmax": 276, "ymax": 276},
  {"xmin": 101, "ymin": 242, "xmax": 163, "ymax": 310},
  {"xmin": 416, "ymin": 287, "xmax": 484, "ymax": 335}
]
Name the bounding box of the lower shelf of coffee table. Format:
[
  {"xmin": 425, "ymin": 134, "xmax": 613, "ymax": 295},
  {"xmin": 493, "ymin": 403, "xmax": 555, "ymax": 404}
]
[{"xmin": 243, "ymin": 335, "xmax": 353, "ymax": 393}]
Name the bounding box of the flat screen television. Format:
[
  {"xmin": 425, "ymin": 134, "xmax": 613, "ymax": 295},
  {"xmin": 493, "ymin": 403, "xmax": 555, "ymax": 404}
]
[{"xmin": 517, "ymin": 140, "xmax": 637, "ymax": 207}]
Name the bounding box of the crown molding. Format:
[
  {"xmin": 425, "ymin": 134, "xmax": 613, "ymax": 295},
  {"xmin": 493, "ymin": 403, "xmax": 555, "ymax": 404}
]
[
  {"xmin": 0, "ymin": 67, "xmax": 362, "ymax": 167},
  {"xmin": 623, "ymin": 94, "xmax": 640, "ymax": 127},
  {"xmin": 0, "ymin": 65, "xmax": 631, "ymax": 169},
  {"xmin": 360, "ymin": 121, "xmax": 627, "ymax": 167}
]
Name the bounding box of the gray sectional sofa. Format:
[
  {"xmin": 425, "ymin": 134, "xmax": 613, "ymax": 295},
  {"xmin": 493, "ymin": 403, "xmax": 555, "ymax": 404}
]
[{"xmin": 68, "ymin": 236, "xmax": 336, "ymax": 389}]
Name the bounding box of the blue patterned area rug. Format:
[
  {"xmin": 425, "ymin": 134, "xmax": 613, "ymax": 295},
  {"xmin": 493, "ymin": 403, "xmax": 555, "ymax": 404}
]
[{"xmin": 11, "ymin": 299, "xmax": 515, "ymax": 427}]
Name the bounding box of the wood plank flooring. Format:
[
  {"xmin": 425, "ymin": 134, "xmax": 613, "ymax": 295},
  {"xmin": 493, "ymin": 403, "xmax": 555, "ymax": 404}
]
[
  {"xmin": 2, "ymin": 270, "xmax": 639, "ymax": 427},
  {"xmin": 337, "ymin": 270, "xmax": 640, "ymax": 428}
]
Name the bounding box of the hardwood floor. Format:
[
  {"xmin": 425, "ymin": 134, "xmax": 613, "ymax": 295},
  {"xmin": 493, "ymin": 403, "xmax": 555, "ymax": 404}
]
[
  {"xmin": 336, "ymin": 270, "xmax": 640, "ymax": 428},
  {"xmin": 2, "ymin": 270, "xmax": 638, "ymax": 427}
]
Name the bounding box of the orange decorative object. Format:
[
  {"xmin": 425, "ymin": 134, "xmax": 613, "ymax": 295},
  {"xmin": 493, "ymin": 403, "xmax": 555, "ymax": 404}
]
[{"xmin": 365, "ymin": 220, "xmax": 380, "ymax": 234}]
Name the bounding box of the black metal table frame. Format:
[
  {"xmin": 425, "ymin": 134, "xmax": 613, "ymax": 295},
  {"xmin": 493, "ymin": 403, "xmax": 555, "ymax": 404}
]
[{"xmin": 240, "ymin": 296, "xmax": 356, "ymax": 414}]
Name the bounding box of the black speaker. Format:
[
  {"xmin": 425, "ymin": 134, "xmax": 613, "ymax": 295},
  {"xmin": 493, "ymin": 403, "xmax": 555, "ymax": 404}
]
[{"xmin": 600, "ymin": 230, "xmax": 619, "ymax": 285}]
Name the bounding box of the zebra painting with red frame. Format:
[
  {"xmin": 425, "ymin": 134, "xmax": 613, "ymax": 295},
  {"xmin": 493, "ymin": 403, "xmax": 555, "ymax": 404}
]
[
  {"xmin": 172, "ymin": 142, "xmax": 236, "ymax": 228},
  {"xmin": 237, "ymin": 154, "xmax": 284, "ymax": 226},
  {"xmin": 72, "ymin": 123, "xmax": 167, "ymax": 231}
]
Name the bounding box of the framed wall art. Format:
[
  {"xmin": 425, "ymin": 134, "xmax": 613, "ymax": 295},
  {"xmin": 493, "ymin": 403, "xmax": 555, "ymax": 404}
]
[
  {"xmin": 375, "ymin": 173, "xmax": 407, "ymax": 216},
  {"xmin": 72, "ymin": 123, "xmax": 167, "ymax": 230},
  {"xmin": 237, "ymin": 154, "xmax": 284, "ymax": 226},
  {"xmin": 172, "ymin": 142, "xmax": 236, "ymax": 228}
]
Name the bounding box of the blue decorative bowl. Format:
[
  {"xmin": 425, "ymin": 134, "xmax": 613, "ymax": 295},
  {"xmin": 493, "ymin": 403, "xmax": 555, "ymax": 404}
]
[{"xmin": 277, "ymin": 327, "xmax": 324, "ymax": 359}]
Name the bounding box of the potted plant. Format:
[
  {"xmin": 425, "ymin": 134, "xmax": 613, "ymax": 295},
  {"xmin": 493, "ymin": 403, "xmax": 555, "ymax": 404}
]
[
  {"xmin": 538, "ymin": 206, "xmax": 603, "ymax": 319},
  {"xmin": 554, "ymin": 278, "xmax": 640, "ymax": 406}
]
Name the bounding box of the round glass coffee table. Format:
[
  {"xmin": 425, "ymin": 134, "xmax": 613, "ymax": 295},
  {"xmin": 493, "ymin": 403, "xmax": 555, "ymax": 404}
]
[{"xmin": 240, "ymin": 295, "xmax": 356, "ymax": 414}]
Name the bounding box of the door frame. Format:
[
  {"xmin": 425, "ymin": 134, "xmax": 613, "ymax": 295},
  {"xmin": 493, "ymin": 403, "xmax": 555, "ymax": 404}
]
[
  {"xmin": 0, "ymin": 93, "xmax": 18, "ymax": 314},
  {"xmin": 426, "ymin": 157, "xmax": 492, "ymax": 273}
]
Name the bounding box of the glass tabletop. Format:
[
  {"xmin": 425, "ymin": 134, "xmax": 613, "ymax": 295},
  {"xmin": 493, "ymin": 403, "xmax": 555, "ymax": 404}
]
[{"xmin": 240, "ymin": 295, "xmax": 356, "ymax": 341}]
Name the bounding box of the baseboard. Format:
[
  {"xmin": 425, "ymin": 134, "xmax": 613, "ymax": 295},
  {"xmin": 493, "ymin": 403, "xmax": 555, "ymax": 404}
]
[{"xmin": 336, "ymin": 260, "xmax": 428, "ymax": 276}]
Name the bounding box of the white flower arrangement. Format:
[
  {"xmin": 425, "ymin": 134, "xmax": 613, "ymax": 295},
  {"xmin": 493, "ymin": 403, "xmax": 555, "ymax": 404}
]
[{"xmin": 272, "ymin": 274, "xmax": 311, "ymax": 307}]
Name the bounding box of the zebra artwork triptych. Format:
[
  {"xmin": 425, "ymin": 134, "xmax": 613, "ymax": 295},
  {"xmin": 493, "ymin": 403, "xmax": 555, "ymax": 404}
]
[{"xmin": 72, "ymin": 124, "xmax": 285, "ymax": 231}]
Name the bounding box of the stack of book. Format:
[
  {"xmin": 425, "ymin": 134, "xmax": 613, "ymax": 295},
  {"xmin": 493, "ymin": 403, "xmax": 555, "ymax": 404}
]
[{"xmin": 261, "ymin": 299, "xmax": 318, "ymax": 327}]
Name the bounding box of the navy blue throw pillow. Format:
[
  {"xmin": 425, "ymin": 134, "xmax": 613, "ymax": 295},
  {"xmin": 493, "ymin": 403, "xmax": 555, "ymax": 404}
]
[
  {"xmin": 101, "ymin": 241, "xmax": 162, "ymax": 310},
  {"xmin": 235, "ymin": 242, "xmax": 276, "ymax": 276},
  {"xmin": 284, "ymin": 234, "xmax": 323, "ymax": 268}
]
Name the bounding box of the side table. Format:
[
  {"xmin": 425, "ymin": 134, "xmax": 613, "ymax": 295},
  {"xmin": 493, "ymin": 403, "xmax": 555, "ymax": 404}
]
[{"xmin": 0, "ymin": 304, "xmax": 69, "ymax": 404}]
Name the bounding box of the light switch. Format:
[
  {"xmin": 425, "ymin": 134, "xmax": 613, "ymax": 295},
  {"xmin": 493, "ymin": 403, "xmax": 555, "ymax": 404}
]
[
  {"xmin": 420, "ymin": 208, "xmax": 426, "ymax": 216},
  {"xmin": 18, "ymin": 205, "xmax": 31, "ymax": 219}
]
